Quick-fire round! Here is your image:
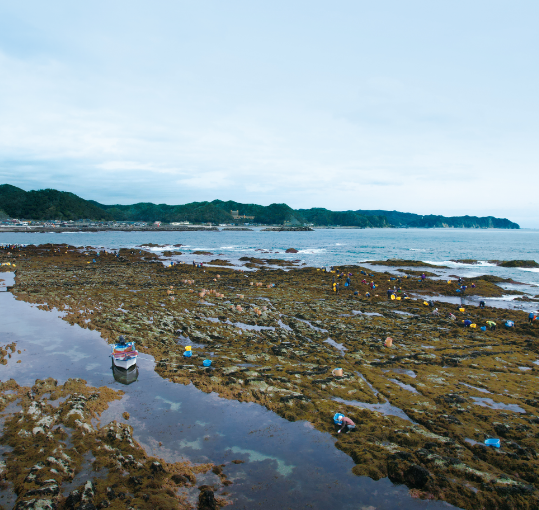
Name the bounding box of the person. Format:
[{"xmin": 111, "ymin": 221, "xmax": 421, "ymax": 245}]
[
  {"xmin": 337, "ymin": 415, "xmax": 356, "ymax": 434},
  {"xmin": 192, "ymin": 260, "xmax": 196, "ymax": 267},
  {"xmin": 365, "ymin": 291, "xmax": 371, "ymax": 298},
  {"xmin": 448, "ymin": 313, "xmax": 456, "ymax": 320},
  {"xmin": 463, "ymin": 319, "xmax": 472, "ymax": 327},
  {"xmin": 529, "ymin": 312, "xmax": 536, "ymax": 323},
  {"xmin": 118, "ymin": 335, "xmax": 126, "ymax": 345},
  {"xmin": 480, "ymin": 301, "xmax": 485, "ymax": 309},
  {"xmin": 421, "ymin": 273, "xmax": 426, "ymax": 281},
  {"xmin": 336, "ymin": 283, "xmax": 340, "ymax": 294},
  {"xmin": 486, "ymin": 320, "xmax": 496, "ymax": 331},
  {"xmin": 432, "ymin": 308, "xmax": 439, "ymax": 316},
  {"xmin": 387, "ymin": 289, "xmax": 393, "ymax": 299},
  {"xmin": 345, "ymin": 277, "xmax": 351, "ymax": 287}
]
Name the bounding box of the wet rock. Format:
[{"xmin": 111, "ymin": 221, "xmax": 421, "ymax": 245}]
[
  {"xmin": 150, "ymin": 461, "xmax": 166, "ymax": 473},
  {"xmin": 198, "ymin": 486, "xmax": 217, "ymax": 510},
  {"xmin": 64, "ymin": 490, "xmax": 81, "ymax": 509},
  {"xmin": 14, "ymin": 499, "xmax": 57, "ymax": 510},
  {"xmin": 171, "ymin": 473, "xmax": 189, "ymax": 484}
]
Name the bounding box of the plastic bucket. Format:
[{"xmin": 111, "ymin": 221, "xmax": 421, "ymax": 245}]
[
  {"xmin": 333, "ymin": 413, "xmax": 344, "ymax": 424},
  {"xmin": 332, "ymin": 368, "xmax": 343, "ymax": 377},
  {"xmin": 484, "ymin": 438, "xmax": 500, "ymax": 448},
  {"xmin": 203, "ymin": 359, "xmax": 212, "ymax": 367},
  {"xmin": 480, "ymin": 326, "xmax": 487, "ymax": 331},
  {"xmin": 185, "ymin": 346, "xmax": 192, "ymax": 351}
]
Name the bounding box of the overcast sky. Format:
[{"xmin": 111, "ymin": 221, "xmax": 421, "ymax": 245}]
[{"xmin": 0, "ymin": 1, "xmax": 537, "ymax": 226}]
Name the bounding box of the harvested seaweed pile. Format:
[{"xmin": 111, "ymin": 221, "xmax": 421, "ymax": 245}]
[
  {"xmin": 2, "ymin": 244, "xmax": 539, "ymax": 509},
  {"xmin": 0, "ymin": 378, "xmax": 224, "ymax": 510}
]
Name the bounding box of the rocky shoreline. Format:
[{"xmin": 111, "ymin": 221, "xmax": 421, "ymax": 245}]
[
  {"xmin": 0, "ymin": 378, "xmax": 224, "ymax": 510},
  {"xmin": 1, "ymin": 245, "xmax": 539, "ymax": 509}
]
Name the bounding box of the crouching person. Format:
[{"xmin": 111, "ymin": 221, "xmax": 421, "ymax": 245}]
[{"xmin": 337, "ymin": 415, "xmax": 356, "ymax": 434}]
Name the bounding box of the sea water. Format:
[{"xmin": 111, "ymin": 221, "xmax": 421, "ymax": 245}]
[{"xmin": 1, "ymin": 227, "xmax": 538, "ymax": 281}]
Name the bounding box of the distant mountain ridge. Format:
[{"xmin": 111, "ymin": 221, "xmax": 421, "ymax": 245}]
[{"xmin": 0, "ymin": 184, "xmax": 520, "ymax": 229}]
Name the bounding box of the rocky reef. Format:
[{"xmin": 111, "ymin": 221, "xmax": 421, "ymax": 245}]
[
  {"xmin": 0, "ymin": 378, "xmax": 223, "ymax": 509},
  {"xmin": 1, "ymin": 244, "xmax": 539, "ymax": 509}
]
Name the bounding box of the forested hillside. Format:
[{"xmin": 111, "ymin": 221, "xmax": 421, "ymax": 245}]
[{"xmin": 0, "ymin": 185, "xmax": 520, "ymax": 228}]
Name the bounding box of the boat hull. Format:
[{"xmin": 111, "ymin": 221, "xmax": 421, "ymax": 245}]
[{"xmin": 112, "ymin": 357, "xmax": 137, "ymax": 369}]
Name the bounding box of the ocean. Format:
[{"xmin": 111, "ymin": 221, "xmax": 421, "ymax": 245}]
[{"xmin": 2, "ymin": 227, "xmax": 538, "ymax": 286}]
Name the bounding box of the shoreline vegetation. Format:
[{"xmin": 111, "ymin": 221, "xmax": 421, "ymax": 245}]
[
  {"xmin": 0, "ymin": 184, "xmax": 520, "ymax": 229},
  {"xmin": 1, "ymin": 244, "xmax": 539, "ymax": 509}
]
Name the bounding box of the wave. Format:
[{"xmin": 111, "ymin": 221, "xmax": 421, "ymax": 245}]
[
  {"xmin": 519, "ymin": 268, "xmax": 539, "ymax": 273},
  {"xmin": 423, "ymin": 260, "xmax": 497, "ymax": 268},
  {"xmin": 297, "ymin": 248, "xmax": 326, "ymax": 254}
]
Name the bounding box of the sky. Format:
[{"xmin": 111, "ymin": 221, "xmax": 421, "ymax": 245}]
[{"xmin": 0, "ymin": 1, "xmax": 537, "ymax": 226}]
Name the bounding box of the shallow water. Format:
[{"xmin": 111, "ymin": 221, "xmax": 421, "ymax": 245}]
[
  {"xmin": 389, "ymin": 378, "xmax": 419, "ymax": 394},
  {"xmin": 324, "ymin": 337, "xmax": 347, "ymax": 355},
  {"xmin": 332, "ymin": 397, "xmax": 416, "ymax": 424},
  {"xmin": 0, "ymin": 289, "xmax": 455, "ymax": 509},
  {"xmin": 470, "ymin": 397, "xmax": 526, "ymax": 413},
  {"xmin": 459, "ymin": 383, "xmax": 491, "ymax": 394},
  {"xmin": 386, "ymin": 368, "xmax": 417, "ymax": 379}
]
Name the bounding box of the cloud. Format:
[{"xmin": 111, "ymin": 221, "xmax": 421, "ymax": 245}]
[{"xmin": 0, "ymin": 1, "xmax": 538, "ymax": 225}]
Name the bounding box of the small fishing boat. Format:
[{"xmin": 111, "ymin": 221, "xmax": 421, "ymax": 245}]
[{"xmin": 111, "ymin": 336, "xmax": 138, "ymax": 369}]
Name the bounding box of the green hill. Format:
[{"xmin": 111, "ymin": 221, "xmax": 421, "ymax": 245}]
[
  {"xmin": 0, "ymin": 185, "xmax": 113, "ymax": 221},
  {"xmin": 355, "ymin": 209, "xmax": 519, "ymax": 229},
  {"xmin": 0, "ymin": 184, "xmax": 520, "ymax": 228}
]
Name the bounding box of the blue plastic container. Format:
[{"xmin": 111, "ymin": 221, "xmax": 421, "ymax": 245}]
[
  {"xmin": 183, "ymin": 351, "xmax": 192, "ymax": 358},
  {"xmin": 202, "ymin": 359, "xmax": 212, "ymax": 367},
  {"xmin": 333, "ymin": 413, "xmax": 344, "ymax": 424},
  {"xmin": 484, "ymin": 438, "xmax": 500, "ymax": 448},
  {"xmin": 480, "ymin": 326, "xmax": 487, "ymax": 331}
]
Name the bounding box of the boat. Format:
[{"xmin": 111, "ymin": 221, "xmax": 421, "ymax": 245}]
[{"xmin": 111, "ymin": 337, "xmax": 138, "ymax": 369}]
